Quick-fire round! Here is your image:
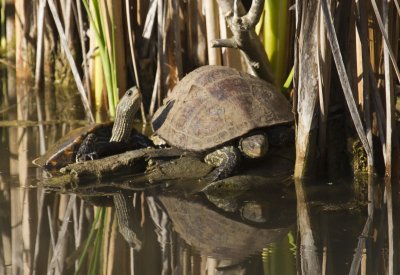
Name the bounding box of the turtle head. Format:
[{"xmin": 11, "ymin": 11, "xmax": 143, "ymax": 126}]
[
  {"xmin": 110, "ymin": 87, "xmax": 142, "ymax": 142},
  {"xmin": 239, "ymin": 133, "xmax": 269, "ymax": 159}
]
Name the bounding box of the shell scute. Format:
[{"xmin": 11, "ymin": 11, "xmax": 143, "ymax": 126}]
[{"xmin": 152, "ymin": 65, "xmax": 293, "ymax": 151}]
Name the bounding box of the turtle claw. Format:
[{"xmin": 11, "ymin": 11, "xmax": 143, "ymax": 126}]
[
  {"xmin": 75, "ymin": 152, "xmax": 99, "ymax": 163},
  {"xmin": 75, "ymin": 133, "xmax": 100, "ymax": 163}
]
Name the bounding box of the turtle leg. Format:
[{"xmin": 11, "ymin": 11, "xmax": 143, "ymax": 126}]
[
  {"xmin": 204, "ymin": 146, "xmax": 241, "ymax": 182},
  {"xmin": 75, "ymin": 133, "xmax": 100, "ymax": 162},
  {"xmin": 128, "ymin": 132, "xmax": 155, "ymax": 148}
]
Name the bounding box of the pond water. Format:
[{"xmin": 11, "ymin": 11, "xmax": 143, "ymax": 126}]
[{"xmin": 0, "ymin": 109, "xmax": 394, "ymax": 274}]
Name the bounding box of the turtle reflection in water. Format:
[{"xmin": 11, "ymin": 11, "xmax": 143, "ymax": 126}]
[
  {"xmin": 158, "ymin": 193, "xmax": 294, "ymax": 266},
  {"xmin": 33, "ymin": 87, "xmax": 153, "ymax": 170},
  {"xmin": 151, "ymin": 65, "xmax": 294, "ymax": 181},
  {"xmin": 33, "ymin": 87, "xmax": 152, "ymax": 249}
]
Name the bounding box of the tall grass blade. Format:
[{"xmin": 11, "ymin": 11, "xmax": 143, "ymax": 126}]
[
  {"xmin": 74, "ymin": 207, "xmax": 105, "ymax": 275},
  {"xmin": 82, "ymin": 0, "xmax": 118, "ymax": 117},
  {"xmin": 263, "ymin": 0, "xmax": 288, "ymax": 86}
]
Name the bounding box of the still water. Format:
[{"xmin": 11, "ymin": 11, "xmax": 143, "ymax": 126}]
[{"xmin": 0, "ymin": 119, "xmax": 394, "ymax": 274}]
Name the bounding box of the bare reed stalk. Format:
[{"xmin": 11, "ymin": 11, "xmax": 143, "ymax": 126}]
[
  {"xmin": 369, "ymin": 68, "xmax": 387, "ymax": 162},
  {"xmin": 75, "ymin": 0, "xmax": 92, "ymax": 100},
  {"xmin": 382, "ymin": 1, "xmax": 394, "ymax": 274},
  {"xmin": 142, "ymin": 0, "xmax": 157, "ymax": 57},
  {"xmin": 149, "ymin": 65, "xmax": 160, "ymax": 117},
  {"xmin": 320, "ymin": 0, "xmax": 372, "ymax": 165},
  {"xmin": 294, "ymin": 179, "xmax": 321, "ymax": 275},
  {"xmin": 157, "ymin": 0, "xmax": 164, "ymax": 108},
  {"xmin": 355, "ymin": 0, "xmax": 374, "ymax": 172},
  {"xmin": 349, "ymin": 177, "xmax": 375, "ymax": 275},
  {"xmin": 189, "ymin": 0, "xmax": 207, "ymax": 67},
  {"xmin": 125, "ymin": 0, "xmax": 147, "ymax": 123},
  {"xmin": 34, "ymin": 0, "xmax": 47, "ymax": 155},
  {"xmin": 47, "ymin": 0, "xmax": 95, "ymax": 122},
  {"xmin": 172, "ymin": 0, "xmax": 183, "ymax": 79},
  {"xmin": 293, "ymin": 0, "xmax": 319, "ymax": 179},
  {"xmin": 72, "ymin": 199, "xmax": 85, "ymax": 270},
  {"xmin": 46, "ymin": 206, "xmax": 56, "ymax": 253},
  {"xmin": 60, "ymin": 0, "xmax": 72, "ymax": 41},
  {"xmin": 316, "ymin": 0, "xmax": 332, "ymax": 175},
  {"xmin": 48, "ymin": 195, "xmax": 76, "ymax": 274},
  {"xmin": 105, "ymin": 0, "xmax": 127, "ymax": 97},
  {"xmin": 32, "ymin": 190, "xmax": 45, "ymax": 275},
  {"xmin": 204, "ymin": 0, "xmax": 221, "ymax": 65},
  {"xmin": 370, "ymin": 0, "xmax": 400, "ymax": 84},
  {"xmin": 102, "ymin": 207, "xmax": 113, "ymax": 275}
]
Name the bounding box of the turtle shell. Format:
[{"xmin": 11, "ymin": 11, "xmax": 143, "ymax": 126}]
[
  {"xmin": 152, "ymin": 65, "xmax": 293, "ymax": 151},
  {"xmin": 33, "ymin": 122, "xmax": 114, "ymax": 170}
]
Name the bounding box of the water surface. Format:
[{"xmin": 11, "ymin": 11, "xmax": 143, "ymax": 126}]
[{"xmin": 0, "ymin": 116, "xmax": 393, "ymax": 275}]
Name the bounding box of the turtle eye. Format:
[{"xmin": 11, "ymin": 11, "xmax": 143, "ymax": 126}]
[{"xmin": 127, "ymin": 90, "xmax": 133, "ymax": 96}]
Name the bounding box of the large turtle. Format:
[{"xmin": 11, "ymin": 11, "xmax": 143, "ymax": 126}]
[
  {"xmin": 33, "ymin": 87, "xmax": 153, "ymax": 170},
  {"xmin": 151, "ymin": 65, "xmax": 294, "ymax": 181}
]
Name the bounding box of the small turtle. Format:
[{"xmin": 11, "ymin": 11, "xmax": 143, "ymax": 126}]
[
  {"xmin": 33, "ymin": 87, "xmax": 153, "ymax": 170},
  {"xmin": 151, "ymin": 65, "xmax": 294, "ymax": 181}
]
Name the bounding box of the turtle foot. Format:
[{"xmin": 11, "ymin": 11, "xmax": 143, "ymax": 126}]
[
  {"xmin": 204, "ymin": 146, "xmax": 241, "ymax": 182},
  {"xmin": 75, "ymin": 152, "xmax": 99, "ymax": 163},
  {"xmin": 75, "ymin": 133, "xmax": 100, "ymax": 163}
]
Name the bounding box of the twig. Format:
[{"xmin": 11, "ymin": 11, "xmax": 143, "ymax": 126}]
[
  {"xmin": 47, "ymin": 0, "xmax": 95, "ymax": 123},
  {"xmin": 213, "ymin": 0, "xmax": 274, "ymax": 83}
]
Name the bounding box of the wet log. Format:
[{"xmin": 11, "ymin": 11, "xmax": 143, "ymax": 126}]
[
  {"xmin": 42, "ymin": 146, "xmax": 295, "ymax": 193},
  {"xmin": 39, "ymin": 148, "xmax": 212, "ymax": 192},
  {"xmin": 58, "ymin": 147, "xmax": 210, "ymax": 181}
]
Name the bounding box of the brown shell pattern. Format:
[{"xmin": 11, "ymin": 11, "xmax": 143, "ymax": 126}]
[
  {"xmin": 32, "ymin": 123, "xmax": 113, "ymax": 169},
  {"xmin": 152, "ymin": 65, "xmax": 293, "ymax": 151}
]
